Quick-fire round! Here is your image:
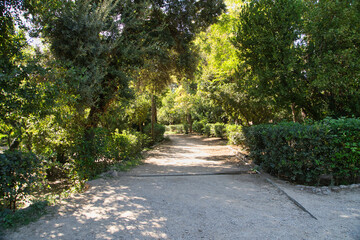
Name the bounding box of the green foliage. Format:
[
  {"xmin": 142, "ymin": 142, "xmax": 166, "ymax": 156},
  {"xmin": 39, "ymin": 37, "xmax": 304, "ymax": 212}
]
[
  {"xmin": 225, "ymin": 124, "xmax": 244, "ymax": 145},
  {"xmin": 126, "ymin": 94, "xmax": 151, "ymax": 132},
  {"xmin": 303, "ymin": 0, "xmax": 360, "ymax": 118},
  {"xmin": 214, "ymin": 123, "xmax": 225, "ymax": 139},
  {"xmin": 231, "ymin": 0, "xmax": 360, "ymax": 120},
  {"xmin": 0, "ymin": 151, "xmax": 41, "ymax": 211},
  {"xmin": 203, "ymin": 124, "xmax": 211, "ymax": 137},
  {"xmin": 165, "ymin": 125, "xmax": 184, "ymax": 134},
  {"xmin": 233, "ymin": 0, "xmax": 305, "ymax": 120},
  {"xmin": 75, "ymin": 128, "xmax": 151, "ymax": 180},
  {"xmin": 0, "ymin": 200, "xmax": 49, "ymax": 230},
  {"xmin": 243, "ymin": 118, "xmax": 360, "ymax": 185},
  {"xmin": 158, "ymin": 91, "xmax": 182, "ymax": 125},
  {"xmin": 144, "ymin": 123, "xmax": 165, "ymax": 143},
  {"xmin": 192, "ymin": 121, "xmax": 205, "ymax": 134},
  {"xmin": 182, "ymin": 123, "xmax": 190, "ymax": 134}
]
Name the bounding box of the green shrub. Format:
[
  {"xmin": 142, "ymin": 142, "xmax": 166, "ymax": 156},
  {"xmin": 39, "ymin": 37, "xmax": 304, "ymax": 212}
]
[
  {"xmin": 214, "ymin": 123, "xmax": 225, "ymax": 138},
  {"xmin": 0, "ymin": 151, "xmax": 41, "ymax": 211},
  {"xmin": 144, "ymin": 123, "xmax": 166, "ymax": 142},
  {"xmin": 243, "ymin": 118, "xmax": 360, "ymax": 185},
  {"xmin": 183, "ymin": 123, "xmax": 189, "ymax": 134},
  {"xmin": 167, "ymin": 124, "xmax": 183, "ymax": 133},
  {"xmin": 203, "ymin": 124, "xmax": 211, "ymax": 137},
  {"xmin": 193, "ymin": 121, "xmax": 204, "ymax": 134},
  {"xmin": 75, "ymin": 128, "xmax": 152, "ymax": 180},
  {"xmin": 225, "ymin": 124, "xmax": 244, "ymax": 145},
  {"xmin": 0, "ymin": 200, "xmax": 49, "ymax": 229}
]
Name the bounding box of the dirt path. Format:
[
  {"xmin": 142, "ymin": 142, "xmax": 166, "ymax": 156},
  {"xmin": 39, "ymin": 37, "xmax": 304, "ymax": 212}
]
[{"xmin": 5, "ymin": 134, "xmax": 360, "ymax": 239}]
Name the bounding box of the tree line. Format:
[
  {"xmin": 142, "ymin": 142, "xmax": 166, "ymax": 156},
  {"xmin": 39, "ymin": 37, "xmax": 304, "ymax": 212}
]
[{"xmin": 159, "ymin": 0, "xmax": 360, "ymax": 127}]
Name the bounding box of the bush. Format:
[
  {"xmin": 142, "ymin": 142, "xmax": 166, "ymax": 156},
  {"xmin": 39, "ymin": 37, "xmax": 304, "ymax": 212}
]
[
  {"xmin": 0, "ymin": 200, "xmax": 49, "ymax": 229},
  {"xmin": 243, "ymin": 118, "xmax": 360, "ymax": 185},
  {"xmin": 75, "ymin": 128, "xmax": 152, "ymax": 180},
  {"xmin": 225, "ymin": 124, "xmax": 244, "ymax": 145},
  {"xmin": 214, "ymin": 123, "xmax": 225, "ymax": 138},
  {"xmin": 144, "ymin": 123, "xmax": 165, "ymax": 142},
  {"xmin": 183, "ymin": 123, "xmax": 189, "ymax": 134},
  {"xmin": 0, "ymin": 151, "xmax": 41, "ymax": 211},
  {"xmin": 193, "ymin": 121, "xmax": 204, "ymax": 134},
  {"xmin": 203, "ymin": 124, "xmax": 211, "ymax": 137},
  {"xmin": 167, "ymin": 124, "xmax": 184, "ymax": 133}
]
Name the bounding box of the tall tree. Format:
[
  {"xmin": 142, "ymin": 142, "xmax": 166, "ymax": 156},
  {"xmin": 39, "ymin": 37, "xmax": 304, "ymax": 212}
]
[
  {"xmin": 232, "ymin": 0, "xmax": 307, "ymax": 122},
  {"xmin": 0, "ymin": 0, "xmax": 49, "ymax": 150},
  {"xmin": 303, "ymin": 0, "xmax": 360, "ymax": 118},
  {"xmin": 133, "ymin": 0, "xmax": 226, "ymax": 137}
]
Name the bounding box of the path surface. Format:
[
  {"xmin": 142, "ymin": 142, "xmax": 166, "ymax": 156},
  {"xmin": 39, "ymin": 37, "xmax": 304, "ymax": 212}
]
[{"xmin": 5, "ymin": 134, "xmax": 360, "ymax": 240}]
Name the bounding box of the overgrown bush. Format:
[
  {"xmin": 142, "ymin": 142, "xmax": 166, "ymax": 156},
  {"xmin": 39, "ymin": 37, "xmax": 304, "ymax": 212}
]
[
  {"xmin": 166, "ymin": 124, "xmax": 184, "ymax": 133},
  {"xmin": 0, "ymin": 200, "xmax": 49, "ymax": 229},
  {"xmin": 183, "ymin": 123, "xmax": 189, "ymax": 134},
  {"xmin": 243, "ymin": 118, "xmax": 360, "ymax": 185},
  {"xmin": 203, "ymin": 124, "xmax": 211, "ymax": 137},
  {"xmin": 0, "ymin": 151, "xmax": 41, "ymax": 211},
  {"xmin": 144, "ymin": 123, "xmax": 166, "ymax": 142},
  {"xmin": 225, "ymin": 124, "xmax": 244, "ymax": 145},
  {"xmin": 75, "ymin": 128, "xmax": 152, "ymax": 180},
  {"xmin": 214, "ymin": 123, "xmax": 225, "ymax": 138},
  {"xmin": 192, "ymin": 121, "xmax": 204, "ymax": 134}
]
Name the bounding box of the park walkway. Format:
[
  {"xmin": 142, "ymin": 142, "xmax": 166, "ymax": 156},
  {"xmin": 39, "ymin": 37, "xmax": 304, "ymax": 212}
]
[{"xmin": 6, "ymin": 134, "xmax": 360, "ymax": 239}]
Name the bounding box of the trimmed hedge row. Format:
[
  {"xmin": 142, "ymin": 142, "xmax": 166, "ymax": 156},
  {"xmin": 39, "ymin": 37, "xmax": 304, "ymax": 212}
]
[
  {"xmin": 243, "ymin": 118, "xmax": 360, "ymax": 185},
  {"xmin": 191, "ymin": 122, "xmax": 244, "ymax": 142}
]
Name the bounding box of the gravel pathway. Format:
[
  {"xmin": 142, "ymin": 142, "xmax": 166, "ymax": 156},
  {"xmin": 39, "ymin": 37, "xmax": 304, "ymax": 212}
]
[{"xmin": 5, "ymin": 134, "xmax": 360, "ymax": 239}]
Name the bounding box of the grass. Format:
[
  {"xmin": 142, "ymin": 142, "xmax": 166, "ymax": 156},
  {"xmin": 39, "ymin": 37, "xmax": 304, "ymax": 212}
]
[{"xmin": 113, "ymin": 157, "xmax": 144, "ymax": 172}]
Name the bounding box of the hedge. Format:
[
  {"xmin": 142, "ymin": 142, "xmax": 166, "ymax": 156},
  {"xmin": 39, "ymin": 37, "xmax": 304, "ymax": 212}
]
[
  {"xmin": 165, "ymin": 125, "xmax": 184, "ymax": 134},
  {"xmin": 225, "ymin": 124, "xmax": 244, "ymax": 145},
  {"xmin": 144, "ymin": 123, "xmax": 166, "ymax": 142},
  {"xmin": 243, "ymin": 118, "xmax": 360, "ymax": 185}
]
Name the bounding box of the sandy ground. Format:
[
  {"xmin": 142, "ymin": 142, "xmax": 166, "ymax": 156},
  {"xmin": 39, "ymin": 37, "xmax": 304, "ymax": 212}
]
[{"xmin": 4, "ymin": 134, "xmax": 360, "ymax": 240}]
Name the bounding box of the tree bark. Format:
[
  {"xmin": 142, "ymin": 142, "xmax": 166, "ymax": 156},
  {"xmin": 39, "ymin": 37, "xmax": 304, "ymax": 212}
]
[
  {"xmin": 291, "ymin": 102, "xmax": 297, "ymax": 123},
  {"xmin": 187, "ymin": 113, "xmax": 192, "ymax": 133}
]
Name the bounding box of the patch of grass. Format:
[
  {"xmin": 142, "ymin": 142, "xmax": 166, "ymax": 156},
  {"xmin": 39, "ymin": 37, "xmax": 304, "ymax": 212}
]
[
  {"xmin": 0, "ymin": 200, "xmax": 49, "ymax": 231},
  {"xmin": 113, "ymin": 157, "xmax": 144, "ymax": 172}
]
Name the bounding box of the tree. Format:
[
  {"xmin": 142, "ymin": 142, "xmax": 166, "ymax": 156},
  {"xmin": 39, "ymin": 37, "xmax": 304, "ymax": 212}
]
[
  {"xmin": 194, "ymin": 0, "xmax": 276, "ymax": 125},
  {"xmin": 36, "ymin": 0, "xmax": 154, "ymax": 140},
  {"xmin": 303, "ymin": 0, "xmax": 360, "ymax": 118},
  {"xmin": 131, "ymin": 0, "xmax": 226, "ymax": 138},
  {"xmin": 232, "ymin": 0, "xmax": 306, "ymax": 122},
  {"xmin": 0, "ymin": 0, "xmax": 52, "ymax": 151}
]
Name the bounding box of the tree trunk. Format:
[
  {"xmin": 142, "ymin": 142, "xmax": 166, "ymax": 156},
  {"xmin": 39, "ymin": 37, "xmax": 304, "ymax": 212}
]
[
  {"xmin": 291, "ymin": 102, "xmax": 297, "ymax": 123},
  {"xmin": 301, "ymin": 108, "xmax": 306, "ymax": 122},
  {"xmin": 187, "ymin": 113, "xmax": 192, "ymax": 133}
]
